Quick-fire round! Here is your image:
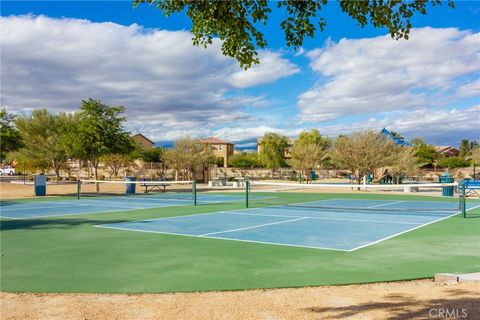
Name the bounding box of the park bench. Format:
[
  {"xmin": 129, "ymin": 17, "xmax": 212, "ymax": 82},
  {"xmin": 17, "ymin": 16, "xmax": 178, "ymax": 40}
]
[
  {"xmin": 461, "ymin": 180, "xmax": 480, "ymax": 197},
  {"xmin": 139, "ymin": 179, "xmax": 171, "ymax": 193}
]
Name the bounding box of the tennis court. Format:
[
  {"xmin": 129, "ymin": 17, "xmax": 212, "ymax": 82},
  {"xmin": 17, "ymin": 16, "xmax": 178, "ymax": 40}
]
[
  {"xmin": 97, "ymin": 197, "xmax": 478, "ymax": 251},
  {"xmin": 0, "ymin": 193, "xmax": 249, "ymax": 219}
]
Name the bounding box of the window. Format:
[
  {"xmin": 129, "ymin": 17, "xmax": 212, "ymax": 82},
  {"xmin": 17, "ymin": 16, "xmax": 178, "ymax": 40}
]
[{"xmin": 218, "ymin": 144, "xmax": 223, "ymax": 151}]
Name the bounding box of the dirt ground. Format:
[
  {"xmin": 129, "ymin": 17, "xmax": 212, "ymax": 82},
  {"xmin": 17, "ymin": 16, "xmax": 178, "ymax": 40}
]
[{"xmin": 1, "ymin": 280, "xmax": 479, "ymax": 320}]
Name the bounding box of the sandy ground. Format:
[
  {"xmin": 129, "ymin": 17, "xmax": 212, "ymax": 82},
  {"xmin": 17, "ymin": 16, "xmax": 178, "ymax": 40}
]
[{"xmin": 1, "ymin": 280, "xmax": 479, "ymax": 320}]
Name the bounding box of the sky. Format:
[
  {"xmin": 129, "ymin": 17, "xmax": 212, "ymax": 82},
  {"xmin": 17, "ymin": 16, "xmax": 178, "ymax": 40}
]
[{"xmin": 1, "ymin": 1, "xmax": 479, "ymax": 150}]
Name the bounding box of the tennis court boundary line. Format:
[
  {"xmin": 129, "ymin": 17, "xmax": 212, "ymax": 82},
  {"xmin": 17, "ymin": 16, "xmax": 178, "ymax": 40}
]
[
  {"xmin": 93, "ymin": 224, "xmax": 352, "ymax": 252},
  {"xmin": 0, "ymin": 203, "xmax": 192, "ymax": 220},
  {"xmin": 347, "ymin": 211, "xmax": 460, "ymax": 251},
  {"xmin": 93, "ymin": 199, "xmax": 477, "ymax": 252}
]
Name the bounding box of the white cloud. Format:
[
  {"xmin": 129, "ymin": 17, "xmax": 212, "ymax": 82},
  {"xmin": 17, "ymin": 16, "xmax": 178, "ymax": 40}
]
[
  {"xmin": 299, "ymin": 27, "xmax": 480, "ymax": 121},
  {"xmin": 226, "ymin": 50, "xmax": 300, "ymax": 88},
  {"xmin": 456, "ymin": 79, "xmax": 480, "ymax": 97},
  {"xmin": 0, "ymin": 15, "xmax": 298, "ymax": 139},
  {"xmin": 317, "ymin": 105, "xmax": 480, "ymax": 145},
  {"xmin": 221, "ymin": 105, "xmax": 480, "ymax": 147},
  {"xmin": 212, "ymin": 125, "xmax": 301, "ymax": 143}
]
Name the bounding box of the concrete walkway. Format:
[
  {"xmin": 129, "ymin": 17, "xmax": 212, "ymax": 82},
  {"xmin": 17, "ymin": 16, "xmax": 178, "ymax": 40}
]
[{"xmin": 435, "ymin": 272, "xmax": 480, "ymax": 284}]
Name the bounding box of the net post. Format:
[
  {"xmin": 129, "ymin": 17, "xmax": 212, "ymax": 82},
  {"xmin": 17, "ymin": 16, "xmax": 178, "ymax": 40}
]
[
  {"xmin": 76, "ymin": 179, "xmax": 81, "ymax": 200},
  {"xmin": 193, "ymin": 180, "xmax": 197, "ymax": 206},
  {"xmin": 461, "ymin": 182, "xmax": 466, "ymax": 218},
  {"xmin": 245, "ymin": 179, "xmax": 249, "ymax": 208}
]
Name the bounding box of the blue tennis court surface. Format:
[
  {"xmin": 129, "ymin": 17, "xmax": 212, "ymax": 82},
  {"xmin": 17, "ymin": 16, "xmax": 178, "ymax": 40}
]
[
  {"xmin": 97, "ymin": 199, "xmax": 477, "ymax": 251},
  {"xmin": 0, "ymin": 194, "xmax": 250, "ymax": 219}
]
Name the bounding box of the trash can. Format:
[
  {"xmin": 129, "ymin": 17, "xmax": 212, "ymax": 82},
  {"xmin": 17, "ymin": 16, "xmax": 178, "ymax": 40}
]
[
  {"xmin": 125, "ymin": 176, "xmax": 136, "ymax": 194},
  {"xmin": 310, "ymin": 170, "xmax": 316, "ymax": 182},
  {"xmin": 439, "ymin": 172, "xmax": 454, "ymax": 197},
  {"xmin": 34, "ymin": 174, "xmax": 47, "ymax": 196}
]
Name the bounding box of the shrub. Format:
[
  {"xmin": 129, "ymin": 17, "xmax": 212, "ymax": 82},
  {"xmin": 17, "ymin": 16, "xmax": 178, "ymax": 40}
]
[{"xmin": 437, "ymin": 156, "xmax": 470, "ymax": 169}]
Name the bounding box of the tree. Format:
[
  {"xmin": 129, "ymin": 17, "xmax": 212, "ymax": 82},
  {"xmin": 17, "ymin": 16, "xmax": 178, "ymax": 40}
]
[
  {"xmin": 100, "ymin": 153, "xmax": 134, "ymax": 178},
  {"xmin": 437, "ymin": 156, "xmax": 470, "ymax": 169},
  {"xmin": 390, "ymin": 147, "xmax": 420, "ymax": 179},
  {"xmin": 135, "ymin": 0, "xmax": 454, "ymax": 69},
  {"xmin": 141, "ymin": 147, "xmax": 166, "ymax": 178},
  {"xmin": 163, "ymin": 137, "xmax": 214, "ymax": 180},
  {"xmin": 389, "ymin": 131, "xmax": 404, "ymax": 140},
  {"xmin": 411, "ymin": 138, "xmax": 438, "ymax": 167},
  {"xmin": 14, "ymin": 109, "xmax": 77, "ymax": 178},
  {"xmin": 289, "ymin": 129, "xmax": 329, "ymax": 183},
  {"xmin": 258, "ymin": 132, "xmax": 289, "ymax": 178},
  {"xmin": 330, "ymin": 131, "xmax": 397, "ymax": 185},
  {"xmin": 459, "ymin": 139, "xmax": 479, "ymax": 158},
  {"xmin": 459, "ymin": 139, "xmax": 470, "ymax": 158},
  {"xmin": 0, "ymin": 108, "xmax": 23, "ymax": 160},
  {"xmin": 471, "ymin": 148, "xmax": 480, "ymax": 179},
  {"xmin": 228, "ymin": 152, "xmax": 261, "ymax": 177},
  {"xmin": 471, "ymin": 148, "xmax": 480, "ymax": 165},
  {"xmin": 141, "ymin": 147, "xmax": 164, "ymax": 163},
  {"xmin": 67, "ymin": 99, "xmax": 134, "ymax": 190}
]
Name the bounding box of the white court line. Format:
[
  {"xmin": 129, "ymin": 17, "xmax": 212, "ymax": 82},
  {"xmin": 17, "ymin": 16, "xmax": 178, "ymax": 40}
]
[
  {"xmin": 0, "ymin": 202, "xmax": 193, "ymax": 220},
  {"xmin": 0, "ymin": 207, "xmax": 152, "ymax": 220},
  {"xmin": 466, "ymin": 204, "xmax": 480, "ymax": 214},
  {"xmin": 95, "ymin": 203, "xmax": 466, "ymax": 251},
  {"xmin": 94, "ymin": 224, "xmax": 351, "ymax": 252},
  {"xmin": 0, "ymin": 203, "xmax": 80, "ymax": 211},
  {"xmin": 0, "ymin": 215, "xmax": 20, "ymax": 220},
  {"xmin": 93, "ymin": 199, "xmax": 479, "ymax": 252},
  {"xmin": 0, "ymin": 202, "xmax": 145, "ymax": 211},
  {"xmin": 367, "ymin": 201, "xmax": 405, "ymax": 208},
  {"xmin": 199, "ymin": 217, "xmax": 309, "ymax": 237},
  {"xmin": 347, "ymin": 212, "xmax": 459, "ymax": 252},
  {"xmin": 226, "ymin": 212, "xmax": 421, "ymax": 225},
  {"xmin": 347, "ymin": 203, "xmax": 480, "ymax": 251}
]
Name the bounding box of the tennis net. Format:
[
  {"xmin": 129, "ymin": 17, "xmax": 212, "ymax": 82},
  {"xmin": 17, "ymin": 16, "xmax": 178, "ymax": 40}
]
[
  {"xmin": 77, "ymin": 179, "xmax": 197, "ymax": 202},
  {"xmin": 246, "ymin": 181, "xmax": 469, "ymax": 216}
]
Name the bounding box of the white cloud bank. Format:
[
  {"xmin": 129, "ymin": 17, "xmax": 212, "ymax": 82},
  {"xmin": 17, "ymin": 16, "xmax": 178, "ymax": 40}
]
[
  {"xmin": 217, "ymin": 104, "xmax": 480, "ymax": 147},
  {"xmin": 0, "ymin": 15, "xmax": 298, "ymax": 141},
  {"xmin": 299, "ymin": 27, "xmax": 480, "ymax": 121}
]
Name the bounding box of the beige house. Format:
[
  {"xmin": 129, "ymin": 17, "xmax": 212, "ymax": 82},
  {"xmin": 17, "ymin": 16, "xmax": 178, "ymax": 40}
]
[
  {"xmin": 200, "ymin": 137, "xmax": 235, "ymax": 168},
  {"xmin": 257, "ymin": 137, "xmax": 294, "ymax": 160},
  {"xmin": 132, "ymin": 134, "xmax": 155, "ymax": 151}
]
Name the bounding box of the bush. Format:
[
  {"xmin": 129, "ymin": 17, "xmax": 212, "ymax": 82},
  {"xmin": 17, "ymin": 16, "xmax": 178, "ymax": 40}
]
[{"xmin": 437, "ymin": 156, "xmax": 470, "ymax": 169}]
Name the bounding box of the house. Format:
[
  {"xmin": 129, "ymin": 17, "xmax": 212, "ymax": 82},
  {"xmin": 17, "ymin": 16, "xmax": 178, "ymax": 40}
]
[
  {"xmin": 257, "ymin": 137, "xmax": 294, "ymax": 160},
  {"xmin": 131, "ymin": 134, "xmax": 155, "ymax": 151},
  {"xmin": 435, "ymin": 146, "xmax": 460, "ymax": 157},
  {"xmin": 200, "ymin": 137, "xmax": 235, "ymax": 168}
]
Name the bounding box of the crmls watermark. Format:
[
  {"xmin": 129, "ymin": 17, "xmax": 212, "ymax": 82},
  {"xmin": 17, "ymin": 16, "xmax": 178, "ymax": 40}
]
[{"xmin": 429, "ymin": 308, "xmax": 468, "ymax": 318}]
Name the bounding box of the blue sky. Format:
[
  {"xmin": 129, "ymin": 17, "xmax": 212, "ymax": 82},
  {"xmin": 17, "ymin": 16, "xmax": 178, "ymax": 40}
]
[{"xmin": 1, "ymin": 1, "xmax": 479, "ymax": 149}]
